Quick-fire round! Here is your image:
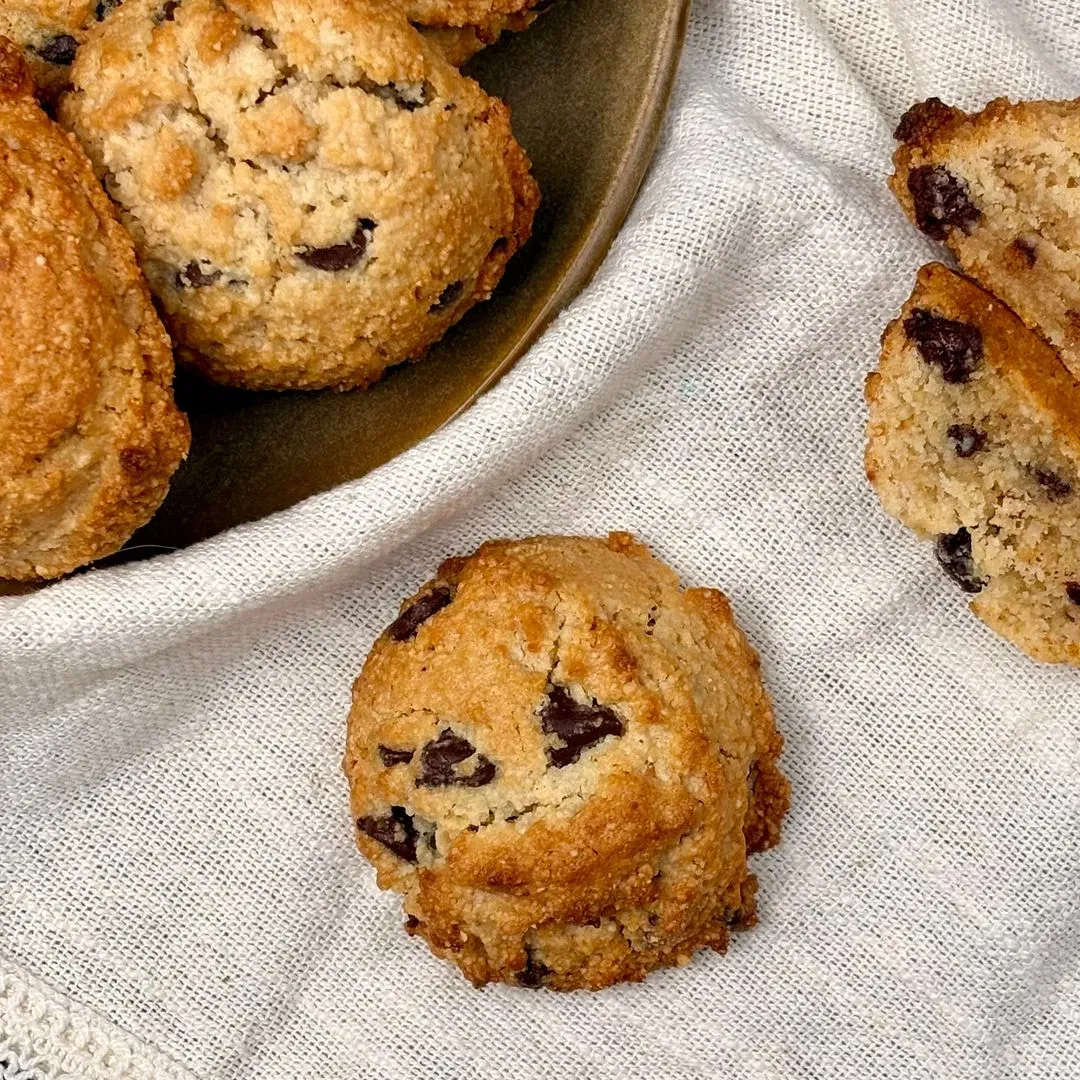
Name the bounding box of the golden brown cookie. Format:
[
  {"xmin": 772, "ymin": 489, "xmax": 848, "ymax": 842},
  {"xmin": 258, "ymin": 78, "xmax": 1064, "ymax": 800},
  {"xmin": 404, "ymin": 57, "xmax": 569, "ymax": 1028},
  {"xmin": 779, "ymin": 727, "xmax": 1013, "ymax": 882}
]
[
  {"xmin": 344, "ymin": 532, "xmax": 790, "ymax": 991},
  {"xmin": 409, "ymin": 1, "xmax": 543, "ymax": 65},
  {"xmin": 0, "ymin": 1, "xmax": 110, "ymax": 99},
  {"xmin": 61, "ymin": 0, "xmax": 539, "ymax": 391},
  {"xmin": 891, "ymin": 96, "xmax": 1080, "ymax": 382},
  {"xmin": 866, "ymin": 263, "xmax": 1080, "ymax": 664},
  {"xmin": 0, "ymin": 39, "xmax": 189, "ymax": 581}
]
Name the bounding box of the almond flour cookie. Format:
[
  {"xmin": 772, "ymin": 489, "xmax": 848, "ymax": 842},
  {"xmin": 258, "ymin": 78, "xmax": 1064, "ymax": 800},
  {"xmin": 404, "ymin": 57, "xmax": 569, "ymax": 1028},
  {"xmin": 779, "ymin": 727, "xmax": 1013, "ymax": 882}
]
[
  {"xmin": 0, "ymin": 1, "xmax": 118, "ymax": 99},
  {"xmin": 344, "ymin": 532, "xmax": 790, "ymax": 991},
  {"xmin": 61, "ymin": 0, "xmax": 539, "ymax": 391},
  {"xmin": 891, "ymin": 97, "xmax": 1080, "ymax": 382},
  {"xmin": 0, "ymin": 40, "xmax": 189, "ymax": 580},
  {"xmin": 866, "ymin": 263, "xmax": 1080, "ymax": 664}
]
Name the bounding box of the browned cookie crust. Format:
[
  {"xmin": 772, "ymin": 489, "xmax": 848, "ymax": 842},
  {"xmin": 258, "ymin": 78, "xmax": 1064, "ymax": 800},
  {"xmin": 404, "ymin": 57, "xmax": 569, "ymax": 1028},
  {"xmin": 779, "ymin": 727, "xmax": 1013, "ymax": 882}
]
[
  {"xmin": 866, "ymin": 263, "xmax": 1080, "ymax": 664},
  {"xmin": 405, "ymin": 0, "xmax": 546, "ymax": 65},
  {"xmin": 62, "ymin": 0, "xmax": 539, "ymax": 391},
  {"xmin": 891, "ymin": 96, "xmax": 1080, "ymax": 382},
  {"xmin": 0, "ymin": 39, "xmax": 189, "ymax": 580},
  {"xmin": 0, "ymin": 1, "xmax": 116, "ymax": 99},
  {"xmin": 344, "ymin": 532, "xmax": 790, "ymax": 991}
]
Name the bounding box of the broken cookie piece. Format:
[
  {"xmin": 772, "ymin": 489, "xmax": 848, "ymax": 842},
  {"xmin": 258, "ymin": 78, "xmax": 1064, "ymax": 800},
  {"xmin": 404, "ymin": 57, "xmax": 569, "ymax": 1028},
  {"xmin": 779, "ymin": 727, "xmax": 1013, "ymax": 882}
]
[
  {"xmin": 891, "ymin": 96, "xmax": 1080, "ymax": 382},
  {"xmin": 344, "ymin": 532, "xmax": 789, "ymax": 991},
  {"xmin": 866, "ymin": 263, "xmax": 1080, "ymax": 664}
]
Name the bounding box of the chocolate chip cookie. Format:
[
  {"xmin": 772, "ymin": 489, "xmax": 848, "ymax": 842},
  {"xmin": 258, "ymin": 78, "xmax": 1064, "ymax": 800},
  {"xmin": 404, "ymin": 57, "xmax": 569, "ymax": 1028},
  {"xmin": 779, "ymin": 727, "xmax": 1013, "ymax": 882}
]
[
  {"xmin": 0, "ymin": 39, "xmax": 188, "ymax": 580},
  {"xmin": 866, "ymin": 263, "xmax": 1080, "ymax": 664},
  {"xmin": 891, "ymin": 97, "xmax": 1080, "ymax": 382},
  {"xmin": 61, "ymin": 0, "xmax": 539, "ymax": 391},
  {"xmin": 0, "ymin": 1, "xmax": 118, "ymax": 99},
  {"xmin": 344, "ymin": 533, "xmax": 790, "ymax": 991}
]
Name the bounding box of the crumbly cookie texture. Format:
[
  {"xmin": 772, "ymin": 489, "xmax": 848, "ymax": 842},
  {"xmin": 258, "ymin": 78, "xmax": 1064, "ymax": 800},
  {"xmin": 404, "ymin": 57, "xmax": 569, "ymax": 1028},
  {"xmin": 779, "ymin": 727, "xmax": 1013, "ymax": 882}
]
[
  {"xmin": 417, "ymin": 12, "xmax": 537, "ymax": 67},
  {"xmin": 0, "ymin": 1, "xmax": 116, "ymax": 99},
  {"xmin": 404, "ymin": 0, "xmax": 541, "ymax": 28},
  {"xmin": 866, "ymin": 263, "xmax": 1080, "ymax": 664},
  {"xmin": 344, "ymin": 532, "xmax": 790, "ymax": 991},
  {"xmin": 0, "ymin": 40, "xmax": 188, "ymax": 581},
  {"xmin": 891, "ymin": 96, "xmax": 1080, "ymax": 382},
  {"xmin": 61, "ymin": 0, "xmax": 539, "ymax": 392}
]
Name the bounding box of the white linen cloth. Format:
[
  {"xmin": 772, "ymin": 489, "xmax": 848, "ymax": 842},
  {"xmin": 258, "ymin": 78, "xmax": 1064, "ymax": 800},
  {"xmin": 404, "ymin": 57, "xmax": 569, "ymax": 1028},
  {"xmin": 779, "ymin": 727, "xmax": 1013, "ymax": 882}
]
[{"xmin": 3, "ymin": 1, "xmax": 1080, "ymax": 1077}]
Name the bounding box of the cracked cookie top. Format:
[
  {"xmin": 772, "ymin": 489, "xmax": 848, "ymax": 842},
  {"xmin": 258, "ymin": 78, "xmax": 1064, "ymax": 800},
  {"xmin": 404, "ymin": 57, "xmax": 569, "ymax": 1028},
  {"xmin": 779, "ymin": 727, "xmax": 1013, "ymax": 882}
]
[
  {"xmin": 60, "ymin": 0, "xmax": 539, "ymax": 390},
  {"xmin": 0, "ymin": 38, "xmax": 189, "ymax": 580},
  {"xmin": 344, "ymin": 532, "xmax": 790, "ymax": 991}
]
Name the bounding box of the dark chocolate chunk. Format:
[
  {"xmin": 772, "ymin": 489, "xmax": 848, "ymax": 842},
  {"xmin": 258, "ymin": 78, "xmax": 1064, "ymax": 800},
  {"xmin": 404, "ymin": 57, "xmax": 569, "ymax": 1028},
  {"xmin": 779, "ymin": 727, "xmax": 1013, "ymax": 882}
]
[
  {"xmin": 298, "ymin": 218, "xmax": 376, "ymax": 272},
  {"xmin": 1012, "ymin": 237, "xmax": 1038, "ymax": 266},
  {"xmin": 1066, "ymin": 582, "xmax": 1080, "ymax": 606},
  {"xmin": 1032, "ymin": 468, "xmax": 1073, "ymax": 501},
  {"xmin": 934, "ymin": 528, "xmax": 986, "ymax": 594},
  {"xmin": 387, "ymin": 583, "xmax": 454, "ymax": 642},
  {"xmin": 904, "ymin": 309, "xmax": 982, "ymax": 384},
  {"xmin": 375, "ymin": 81, "xmax": 432, "ymax": 111},
  {"xmin": 907, "ymin": 164, "xmax": 981, "ymax": 240},
  {"xmin": 176, "ymin": 261, "xmax": 222, "ymax": 288},
  {"xmin": 378, "ymin": 746, "xmax": 415, "ymax": 767},
  {"xmin": 357, "ymin": 806, "xmax": 418, "ymax": 863},
  {"xmin": 416, "ymin": 729, "xmax": 496, "ymax": 788},
  {"xmin": 516, "ymin": 947, "xmax": 551, "ymax": 989},
  {"xmin": 95, "ymin": 0, "xmax": 122, "ymax": 19},
  {"xmin": 946, "ymin": 424, "xmax": 986, "ymax": 458},
  {"xmin": 430, "ymin": 280, "xmax": 464, "ymax": 313},
  {"xmin": 540, "ymin": 685, "xmax": 625, "ymax": 768},
  {"xmin": 157, "ymin": 0, "xmax": 180, "ymax": 21},
  {"xmin": 35, "ymin": 34, "xmax": 78, "ymax": 66}
]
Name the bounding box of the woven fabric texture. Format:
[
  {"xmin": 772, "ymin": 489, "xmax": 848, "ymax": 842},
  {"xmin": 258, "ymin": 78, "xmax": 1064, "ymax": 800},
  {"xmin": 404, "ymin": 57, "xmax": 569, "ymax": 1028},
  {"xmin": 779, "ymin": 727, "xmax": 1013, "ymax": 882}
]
[{"xmin": 2, "ymin": 1, "xmax": 1079, "ymax": 1077}]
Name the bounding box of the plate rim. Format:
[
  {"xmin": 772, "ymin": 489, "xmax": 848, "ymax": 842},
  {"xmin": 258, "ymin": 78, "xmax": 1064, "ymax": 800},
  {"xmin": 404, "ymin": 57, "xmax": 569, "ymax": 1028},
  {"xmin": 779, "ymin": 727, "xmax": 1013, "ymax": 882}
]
[{"xmin": 445, "ymin": 0, "xmax": 692, "ymax": 426}]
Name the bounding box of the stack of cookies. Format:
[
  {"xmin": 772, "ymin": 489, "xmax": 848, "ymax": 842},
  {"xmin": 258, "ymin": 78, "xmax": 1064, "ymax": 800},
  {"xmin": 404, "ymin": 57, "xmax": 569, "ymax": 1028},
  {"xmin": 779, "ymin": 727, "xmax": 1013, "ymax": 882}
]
[
  {"xmin": 866, "ymin": 98, "xmax": 1080, "ymax": 665},
  {"xmin": 0, "ymin": 0, "xmax": 542, "ymax": 580}
]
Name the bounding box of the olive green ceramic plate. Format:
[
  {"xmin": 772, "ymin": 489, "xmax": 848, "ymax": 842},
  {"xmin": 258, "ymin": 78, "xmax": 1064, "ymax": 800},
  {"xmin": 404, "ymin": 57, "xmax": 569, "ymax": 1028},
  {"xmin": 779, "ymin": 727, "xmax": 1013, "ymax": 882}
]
[{"xmin": 2, "ymin": 0, "xmax": 689, "ymax": 592}]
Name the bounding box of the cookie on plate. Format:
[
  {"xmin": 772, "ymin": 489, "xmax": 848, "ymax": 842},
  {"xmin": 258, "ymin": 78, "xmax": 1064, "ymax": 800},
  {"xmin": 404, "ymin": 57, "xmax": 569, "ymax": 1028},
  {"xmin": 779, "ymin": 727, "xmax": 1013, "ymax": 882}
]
[
  {"xmin": 344, "ymin": 532, "xmax": 790, "ymax": 991},
  {"xmin": 891, "ymin": 97, "xmax": 1080, "ymax": 382},
  {"xmin": 0, "ymin": 1, "xmax": 116, "ymax": 100},
  {"xmin": 0, "ymin": 40, "xmax": 189, "ymax": 581},
  {"xmin": 866, "ymin": 263, "xmax": 1080, "ymax": 664},
  {"xmin": 61, "ymin": 0, "xmax": 539, "ymax": 391}
]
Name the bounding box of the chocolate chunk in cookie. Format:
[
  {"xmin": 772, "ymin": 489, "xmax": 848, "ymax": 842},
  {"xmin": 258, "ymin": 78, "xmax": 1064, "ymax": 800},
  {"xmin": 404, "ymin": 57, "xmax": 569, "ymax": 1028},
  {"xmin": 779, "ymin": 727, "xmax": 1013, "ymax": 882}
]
[
  {"xmin": 906, "ymin": 165, "xmax": 981, "ymax": 240},
  {"xmin": 177, "ymin": 261, "xmax": 222, "ymax": 288},
  {"xmin": 540, "ymin": 686, "xmax": 625, "ymax": 768},
  {"xmin": 416, "ymin": 729, "xmax": 496, "ymax": 788},
  {"xmin": 35, "ymin": 35, "xmax": 78, "ymax": 66},
  {"xmin": 378, "ymin": 746, "xmax": 415, "ymax": 767},
  {"xmin": 298, "ymin": 219, "xmax": 375, "ymax": 272},
  {"xmin": 946, "ymin": 424, "xmax": 986, "ymax": 458},
  {"xmin": 388, "ymin": 584, "xmax": 455, "ymax": 642},
  {"xmin": 935, "ymin": 529, "xmax": 985, "ymax": 594},
  {"xmin": 904, "ymin": 309, "xmax": 982, "ymax": 384},
  {"xmin": 1031, "ymin": 468, "xmax": 1072, "ymax": 501},
  {"xmin": 357, "ymin": 806, "xmax": 419, "ymax": 863}
]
